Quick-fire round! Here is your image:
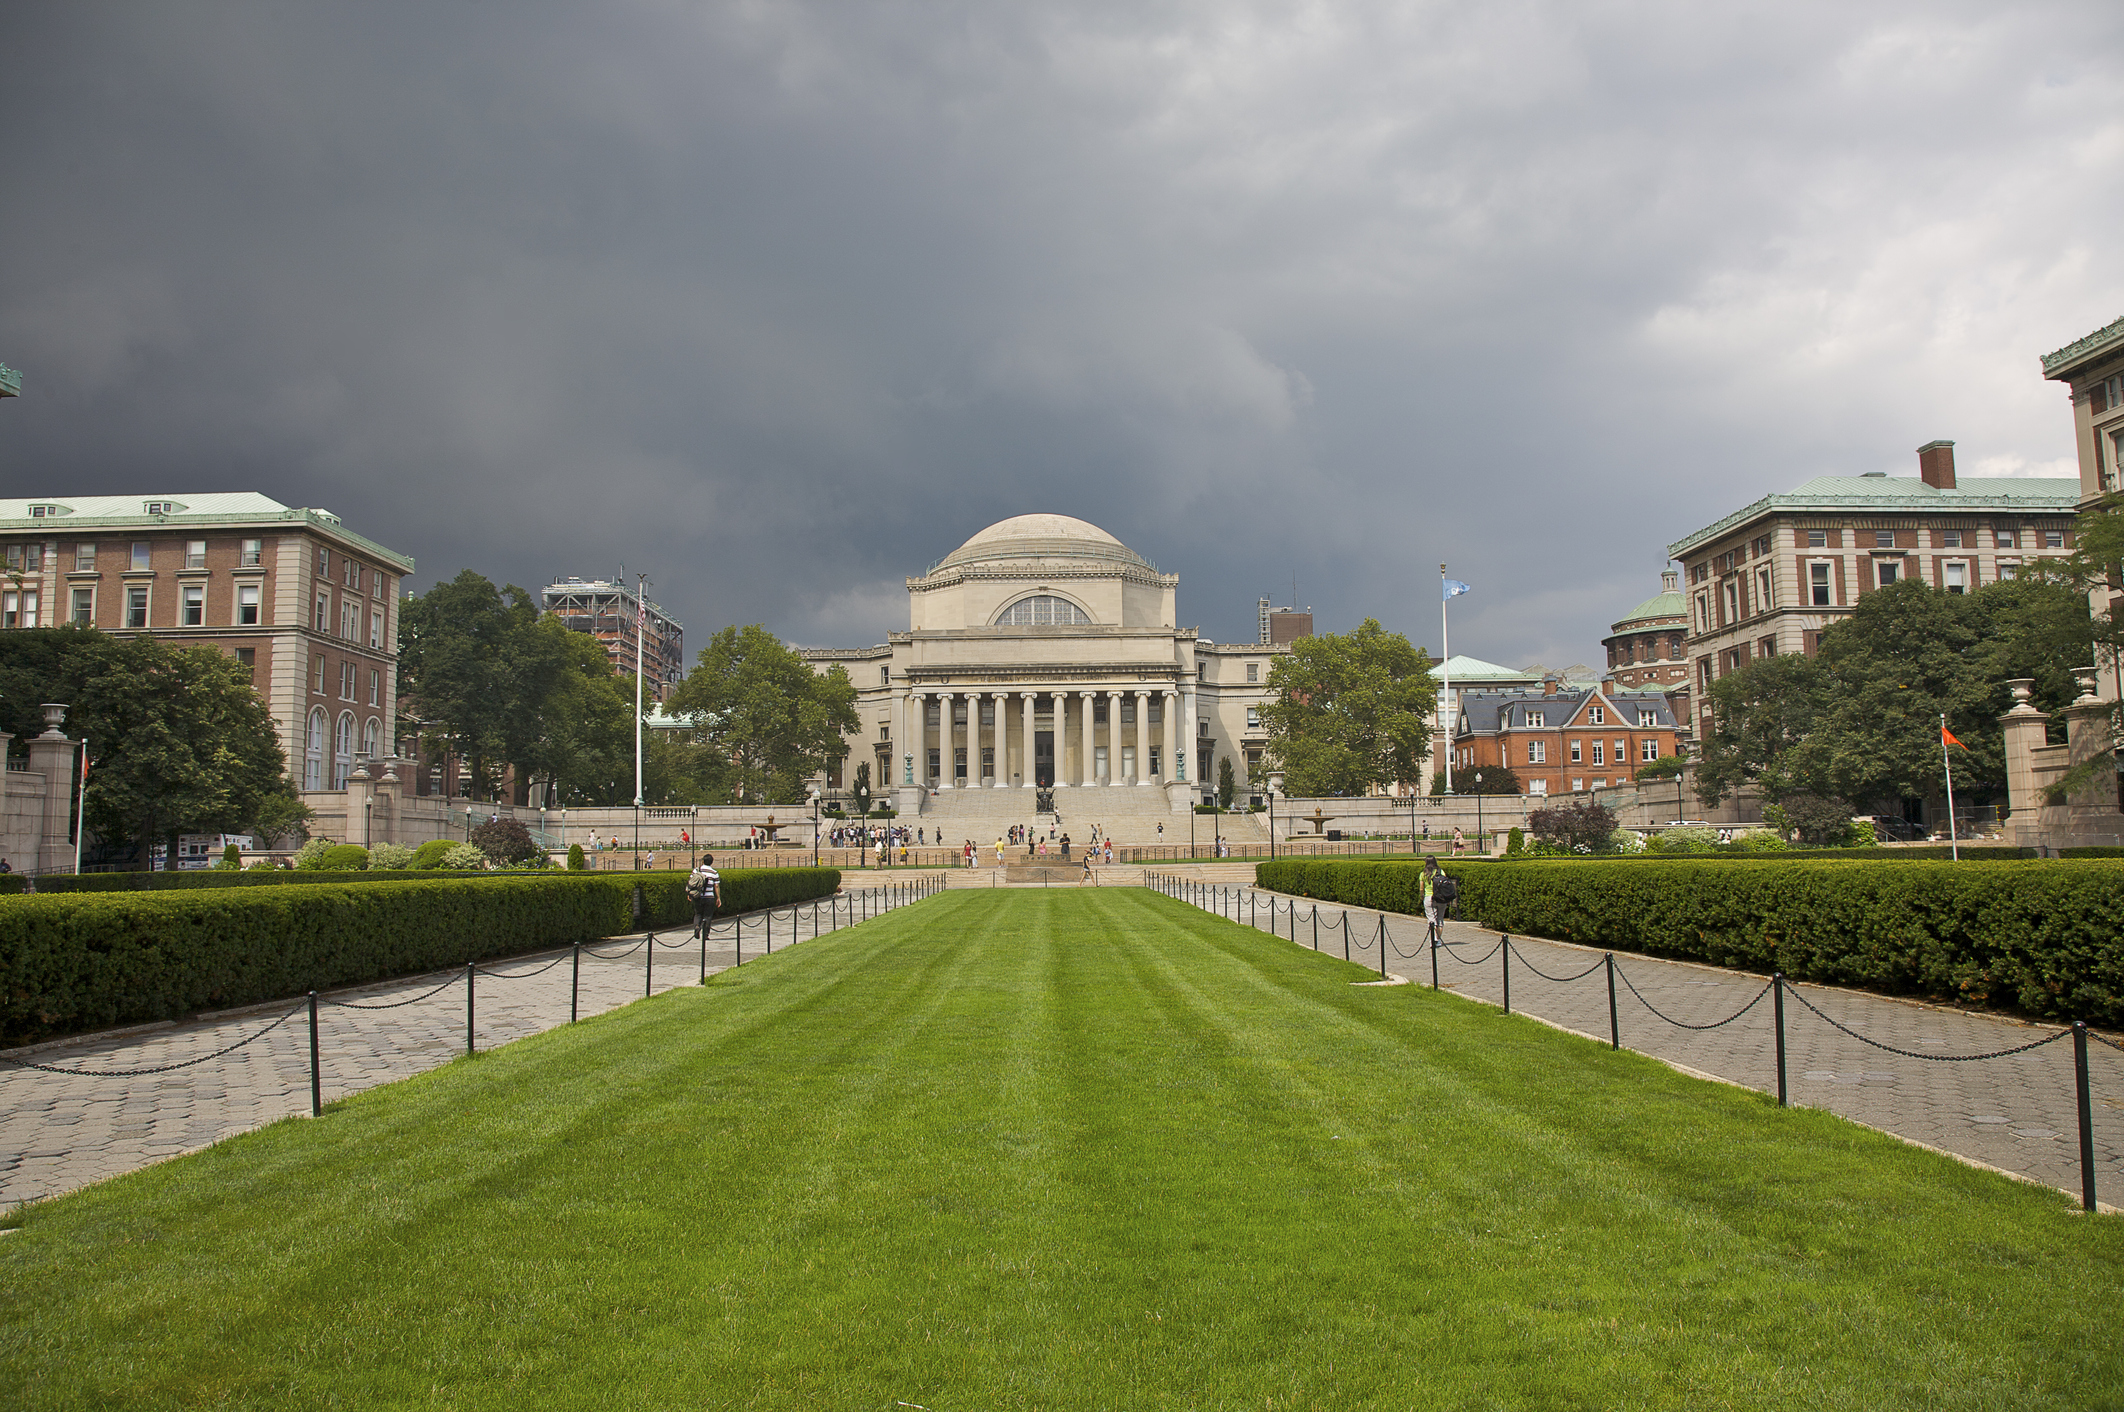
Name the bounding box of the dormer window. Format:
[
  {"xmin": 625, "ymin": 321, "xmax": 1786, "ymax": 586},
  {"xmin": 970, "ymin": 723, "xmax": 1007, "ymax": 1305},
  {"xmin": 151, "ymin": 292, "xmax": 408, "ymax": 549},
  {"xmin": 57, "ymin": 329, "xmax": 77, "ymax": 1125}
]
[
  {"xmin": 1524, "ymin": 710, "xmax": 1544, "ymax": 728},
  {"xmin": 1589, "ymin": 706, "xmax": 1605, "ymax": 725},
  {"xmin": 143, "ymin": 500, "xmax": 184, "ymax": 516},
  {"xmin": 26, "ymin": 504, "xmax": 68, "ymax": 518}
]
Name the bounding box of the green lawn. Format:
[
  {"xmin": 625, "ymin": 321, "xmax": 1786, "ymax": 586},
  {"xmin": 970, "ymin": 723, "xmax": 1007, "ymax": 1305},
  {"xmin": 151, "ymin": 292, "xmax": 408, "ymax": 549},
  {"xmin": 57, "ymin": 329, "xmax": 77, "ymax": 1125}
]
[{"xmin": 2, "ymin": 890, "xmax": 2119, "ymax": 1410}]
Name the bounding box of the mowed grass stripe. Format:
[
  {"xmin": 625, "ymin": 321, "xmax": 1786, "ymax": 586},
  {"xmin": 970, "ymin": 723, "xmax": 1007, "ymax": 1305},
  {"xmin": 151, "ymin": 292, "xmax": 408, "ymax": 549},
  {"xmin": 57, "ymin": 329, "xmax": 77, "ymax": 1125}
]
[{"xmin": 0, "ymin": 890, "xmax": 2117, "ymax": 1410}]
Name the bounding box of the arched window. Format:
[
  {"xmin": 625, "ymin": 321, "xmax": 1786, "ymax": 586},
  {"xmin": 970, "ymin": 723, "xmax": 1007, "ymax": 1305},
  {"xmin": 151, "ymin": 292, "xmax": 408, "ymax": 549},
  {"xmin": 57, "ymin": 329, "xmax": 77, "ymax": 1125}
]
[
  {"xmin": 994, "ymin": 594, "xmax": 1092, "ymax": 627},
  {"xmin": 333, "ymin": 712, "xmax": 355, "ymax": 789},
  {"xmin": 361, "ymin": 717, "xmax": 381, "ymax": 764},
  {"xmin": 304, "ymin": 708, "xmax": 326, "ymax": 791}
]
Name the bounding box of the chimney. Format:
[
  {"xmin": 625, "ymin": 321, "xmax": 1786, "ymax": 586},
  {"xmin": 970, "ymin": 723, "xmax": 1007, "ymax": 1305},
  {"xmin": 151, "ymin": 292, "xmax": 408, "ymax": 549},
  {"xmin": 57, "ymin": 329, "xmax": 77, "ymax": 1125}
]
[
  {"xmin": 1917, "ymin": 439, "xmax": 1956, "ymax": 491},
  {"xmin": 1543, "ymin": 673, "xmax": 1560, "ymax": 697}
]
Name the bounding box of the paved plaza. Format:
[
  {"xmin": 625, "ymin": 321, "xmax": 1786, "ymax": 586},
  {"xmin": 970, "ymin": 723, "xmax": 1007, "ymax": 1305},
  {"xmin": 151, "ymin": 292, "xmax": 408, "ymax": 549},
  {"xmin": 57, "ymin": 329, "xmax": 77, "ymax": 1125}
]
[
  {"xmin": 0, "ymin": 885, "xmax": 925, "ymax": 1207},
  {"xmin": 1196, "ymin": 880, "xmax": 2123, "ymax": 1210}
]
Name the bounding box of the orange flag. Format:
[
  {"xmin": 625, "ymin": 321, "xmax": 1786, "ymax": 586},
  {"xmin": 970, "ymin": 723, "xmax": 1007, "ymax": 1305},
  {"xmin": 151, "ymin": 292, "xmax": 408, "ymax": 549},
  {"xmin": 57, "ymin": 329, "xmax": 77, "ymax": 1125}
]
[{"xmin": 1942, "ymin": 726, "xmax": 1966, "ymax": 748}]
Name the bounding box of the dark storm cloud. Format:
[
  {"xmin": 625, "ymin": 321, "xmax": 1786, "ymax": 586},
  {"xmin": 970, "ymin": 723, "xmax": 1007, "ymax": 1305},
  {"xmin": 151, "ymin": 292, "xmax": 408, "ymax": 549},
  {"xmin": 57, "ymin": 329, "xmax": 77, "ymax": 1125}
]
[{"xmin": 3, "ymin": 1, "xmax": 2120, "ymax": 666}]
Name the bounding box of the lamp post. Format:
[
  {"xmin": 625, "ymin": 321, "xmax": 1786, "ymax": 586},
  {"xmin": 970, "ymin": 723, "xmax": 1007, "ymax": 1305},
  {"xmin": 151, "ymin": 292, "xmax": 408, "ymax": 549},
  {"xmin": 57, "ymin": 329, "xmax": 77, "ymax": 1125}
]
[
  {"xmin": 1473, "ymin": 770, "xmax": 1484, "ymax": 853},
  {"xmin": 810, "ymin": 788, "xmax": 821, "ymax": 868},
  {"xmin": 1268, "ymin": 770, "xmax": 1283, "ymax": 861}
]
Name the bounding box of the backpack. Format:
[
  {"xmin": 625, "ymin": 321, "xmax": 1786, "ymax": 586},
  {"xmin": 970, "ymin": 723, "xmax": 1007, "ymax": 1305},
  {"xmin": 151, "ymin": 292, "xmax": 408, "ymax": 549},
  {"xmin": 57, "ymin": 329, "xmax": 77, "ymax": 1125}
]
[{"xmin": 1433, "ymin": 874, "xmax": 1459, "ymax": 904}]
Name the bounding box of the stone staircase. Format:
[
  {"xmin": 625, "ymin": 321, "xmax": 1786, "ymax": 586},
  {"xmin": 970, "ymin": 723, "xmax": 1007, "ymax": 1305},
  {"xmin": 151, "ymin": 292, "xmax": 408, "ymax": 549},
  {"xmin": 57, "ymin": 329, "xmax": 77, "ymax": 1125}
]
[{"xmin": 914, "ymin": 783, "xmax": 1201, "ymax": 845}]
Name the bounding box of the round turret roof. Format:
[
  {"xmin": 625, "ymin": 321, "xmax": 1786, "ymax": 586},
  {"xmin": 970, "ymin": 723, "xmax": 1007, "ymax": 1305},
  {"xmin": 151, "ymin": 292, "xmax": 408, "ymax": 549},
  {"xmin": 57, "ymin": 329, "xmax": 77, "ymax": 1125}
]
[
  {"xmin": 932, "ymin": 514, "xmax": 1154, "ymax": 573},
  {"xmin": 1611, "ymin": 587, "xmax": 1686, "ymax": 632}
]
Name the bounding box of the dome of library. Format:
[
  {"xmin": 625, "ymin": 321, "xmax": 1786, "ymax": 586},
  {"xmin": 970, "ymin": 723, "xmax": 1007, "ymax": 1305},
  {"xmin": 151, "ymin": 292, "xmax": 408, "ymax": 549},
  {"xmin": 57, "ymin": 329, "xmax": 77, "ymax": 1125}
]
[{"xmin": 932, "ymin": 514, "xmax": 1154, "ymax": 574}]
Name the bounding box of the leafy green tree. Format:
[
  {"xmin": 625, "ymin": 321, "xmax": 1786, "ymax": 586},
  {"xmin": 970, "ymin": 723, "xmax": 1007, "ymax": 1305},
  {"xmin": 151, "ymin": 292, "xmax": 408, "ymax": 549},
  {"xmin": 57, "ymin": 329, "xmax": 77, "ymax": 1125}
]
[
  {"xmin": 1259, "ymin": 619, "xmax": 1436, "ymax": 797},
  {"xmin": 666, "ymin": 626, "xmax": 858, "ymax": 804},
  {"xmin": 1634, "ymin": 755, "xmax": 1686, "ymax": 781},
  {"xmin": 851, "ymin": 760, "xmax": 872, "ymax": 818},
  {"xmin": 1217, "ymin": 755, "xmax": 1236, "ymax": 810},
  {"xmin": 398, "ymin": 570, "xmax": 529, "ymax": 799},
  {"xmin": 0, "ymin": 627, "xmax": 296, "ymax": 869},
  {"xmin": 1695, "ymin": 577, "xmax": 2091, "ymax": 810},
  {"xmin": 1527, "ymin": 799, "xmax": 1618, "ymax": 852},
  {"xmin": 639, "ymin": 722, "xmax": 730, "ymax": 806},
  {"xmin": 469, "ymin": 817, "xmax": 539, "ymax": 865}
]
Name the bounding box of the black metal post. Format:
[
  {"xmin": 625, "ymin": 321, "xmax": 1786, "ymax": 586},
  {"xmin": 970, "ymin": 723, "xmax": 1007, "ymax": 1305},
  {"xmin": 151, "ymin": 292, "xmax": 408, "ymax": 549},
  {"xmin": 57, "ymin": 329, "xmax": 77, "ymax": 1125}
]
[
  {"xmin": 308, "ymin": 991, "xmax": 322, "ymax": 1117},
  {"xmin": 2075, "ymin": 1022, "xmax": 2096, "ymax": 1212},
  {"xmin": 1342, "ymin": 910, "xmax": 1350, "ymax": 962},
  {"xmin": 734, "ymin": 915, "xmax": 742, "ymax": 968},
  {"xmin": 766, "ymin": 909, "xmax": 773, "ymax": 954},
  {"xmin": 1313, "ymin": 905, "xmax": 1319, "ymax": 951},
  {"xmin": 465, "ymin": 962, "xmax": 475, "ymax": 1054},
  {"xmin": 1430, "ymin": 930, "xmax": 1439, "ymax": 989},
  {"xmin": 645, "ymin": 932, "xmax": 653, "ymax": 997},
  {"xmin": 1501, "ymin": 937, "xmax": 1511, "ymax": 1015},
  {"xmin": 1605, "ymin": 953, "xmax": 1619, "ymax": 1050},
  {"xmin": 1377, "ymin": 915, "xmax": 1387, "ymax": 979},
  {"xmin": 571, "ymin": 942, "xmax": 580, "ymax": 1022},
  {"xmin": 1773, "ymin": 974, "xmax": 1788, "ymax": 1107}
]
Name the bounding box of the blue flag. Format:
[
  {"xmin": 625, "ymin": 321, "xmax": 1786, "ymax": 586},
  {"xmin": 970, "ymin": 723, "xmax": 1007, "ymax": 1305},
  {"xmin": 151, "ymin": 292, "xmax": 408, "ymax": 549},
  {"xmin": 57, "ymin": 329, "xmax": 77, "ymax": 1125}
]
[{"xmin": 1442, "ymin": 579, "xmax": 1471, "ymax": 601}]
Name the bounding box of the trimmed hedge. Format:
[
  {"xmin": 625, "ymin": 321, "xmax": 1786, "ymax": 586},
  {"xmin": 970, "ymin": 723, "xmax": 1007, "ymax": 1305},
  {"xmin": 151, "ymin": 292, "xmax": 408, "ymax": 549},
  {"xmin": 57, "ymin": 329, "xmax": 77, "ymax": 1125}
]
[
  {"xmin": 0, "ymin": 868, "xmax": 843, "ymax": 1044},
  {"xmin": 2061, "ymin": 847, "xmax": 2124, "ymax": 859},
  {"xmin": 34, "ymin": 869, "xmax": 496, "ymax": 893},
  {"xmin": 1255, "ymin": 857, "xmax": 2124, "ymax": 1026},
  {"xmin": 0, "ymin": 875, "xmax": 26, "ymax": 896}
]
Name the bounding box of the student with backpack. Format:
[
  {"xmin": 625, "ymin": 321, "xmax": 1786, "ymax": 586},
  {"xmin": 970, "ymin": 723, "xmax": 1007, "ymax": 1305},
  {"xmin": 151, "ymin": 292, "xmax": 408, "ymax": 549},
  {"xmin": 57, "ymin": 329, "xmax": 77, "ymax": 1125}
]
[
  {"xmin": 1422, "ymin": 858, "xmax": 1457, "ymax": 945},
  {"xmin": 685, "ymin": 854, "xmax": 721, "ymax": 940}
]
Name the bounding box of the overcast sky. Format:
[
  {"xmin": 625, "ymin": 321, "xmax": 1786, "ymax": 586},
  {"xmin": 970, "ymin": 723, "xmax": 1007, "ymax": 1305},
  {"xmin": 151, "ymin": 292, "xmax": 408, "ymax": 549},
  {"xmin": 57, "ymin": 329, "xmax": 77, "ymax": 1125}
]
[{"xmin": 3, "ymin": 2, "xmax": 2119, "ymax": 669}]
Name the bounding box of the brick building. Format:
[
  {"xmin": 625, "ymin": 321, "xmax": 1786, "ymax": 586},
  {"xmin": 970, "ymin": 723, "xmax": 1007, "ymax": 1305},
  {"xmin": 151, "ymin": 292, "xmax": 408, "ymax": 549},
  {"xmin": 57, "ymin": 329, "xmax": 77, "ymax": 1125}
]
[
  {"xmin": 1664, "ymin": 444, "xmax": 2078, "ymax": 739},
  {"xmin": 1448, "ymin": 681, "xmax": 1682, "ymax": 797},
  {"xmin": 1600, "ymin": 570, "xmax": 1692, "ymax": 740},
  {"xmin": 0, "ymin": 493, "xmax": 413, "ymax": 791}
]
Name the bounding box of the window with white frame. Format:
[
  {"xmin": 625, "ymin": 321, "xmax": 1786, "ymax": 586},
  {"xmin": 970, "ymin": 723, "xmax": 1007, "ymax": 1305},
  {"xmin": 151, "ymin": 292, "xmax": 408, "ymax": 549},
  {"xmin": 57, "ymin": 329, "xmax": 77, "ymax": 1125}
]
[
  {"xmin": 2045, "ymin": 529, "xmax": 2064, "ymax": 549},
  {"xmin": 1810, "ymin": 562, "xmax": 1832, "ymax": 606},
  {"xmin": 1756, "ymin": 567, "xmax": 1772, "ymax": 612},
  {"xmin": 1945, "ymin": 562, "xmax": 1967, "ymax": 594},
  {"xmin": 369, "ymin": 670, "xmax": 380, "ymax": 706},
  {"xmin": 312, "ymin": 656, "xmax": 325, "ymax": 693},
  {"xmin": 184, "ymin": 540, "xmax": 206, "ymax": 568},
  {"xmin": 333, "ymin": 713, "xmax": 354, "ymax": 789},
  {"xmin": 993, "ymin": 595, "xmax": 1091, "ymax": 626},
  {"xmin": 315, "ymin": 591, "xmax": 330, "ymax": 631},
  {"xmin": 1246, "ymin": 663, "xmax": 1259, "ymax": 682},
  {"xmin": 340, "ymin": 662, "xmax": 356, "ymax": 700},
  {"xmin": 305, "ymin": 708, "xmax": 326, "ymax": 790},
  {"xmin": 1, "ymin": 590, "xmax": 38, "ymax": 628},
  {"xmin": 1524, "ymin": 710, "xmax": 1545, "ymax": 727},
  {"xmin": 1940, "ymin": 529, "xmax": 1963, "ymax": 547},
  {"xmin": 370, "ymin": 610, "xmax": 384, "ymax": 648},
  {"xmin": 1614, "ymin": 738, "xmax": 1626, "ymax": 762},
  {"xmin": 1808, "ymin": 529, "xmax": 1828, "ymax": 548},
  {"xmin": 131, "ymin": 541, "xmax": 151, "ymax": 570},
  {"xmin": 1246, "ymin": 706, "xmax": 1260, "ymax": 729},
  {"xmin": 1995, "ymin": 527, "xmax": 2018, "ymax": 548},
  {"xmin": 125, "ymin": 585, "xmax": 149, "ymax": 628},
  {"xmin": 1638, "ymin": 709, "xmax": 1658, "ymax": 727},
  {"xmin": 70, "ymin": 587, "xmax": 93, "ymax": 625},
  {"xmin": 181, "ymin": 584, "xmax": 204, "ymax": 626},
  {"xmin": 362, "ymin": 717, "xmax": 381, "ymax": 762},
  {"xmin": 1641, "ymin": 739, "xmax": 1659, "ymax": 761},
  {"xmin": 1589, "ymin": 706, "xmax": 1604, "ymax": 724},
  {"xmin": 1530, "ymin": 779, "xmax": 1548, "ymax": 794},
  {"xmin": 1591, "ymin": 741, "xmax": 1605, "ymax": 766},
  {"xmin": 74, "ymin": 542, "xmax": 95, "ymax": 571},
  {"xmin": 241, "ymin": 538, "xmax": 262, "ymax": 567},
  {"xmin": 1722, "ymin": 581, "xmax": 1738, "ymax": 623},
  {"xmin": 1570, "ymin": 739, "xmax": 1583, "ymax": 763},
  {"xmin": 1876, "ymin": 560, "xmax": 1899, "ymax": 586},
  {"xmin": 1527, "ymin": 740, "xmax": 1546, "ymax": 764},
  {"xmin": 1571, "ymin": 778, "xmax": 1584, "ymax": 792},
  {"xmin": 316, "ymin": 546, "xmax": 330, "ymax": 577}
]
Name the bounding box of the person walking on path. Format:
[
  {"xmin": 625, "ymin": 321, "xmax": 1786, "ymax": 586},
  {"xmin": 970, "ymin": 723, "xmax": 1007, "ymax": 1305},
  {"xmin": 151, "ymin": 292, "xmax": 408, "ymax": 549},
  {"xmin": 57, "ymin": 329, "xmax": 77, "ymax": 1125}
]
[
  {"xmin": 995, "ymin": 837, "xmax": 1005, "ymax": 866},
  {"xmin": 1451, "ymin": 827, "xmax": 1465, "ymax": 856},
  {"xmin": 685, "ymin": 854, "xmax": 721, "ymax": 939},
  {"xmin": 1421, "ymin": 857, "xmax": 1448, "ymax": 945}
]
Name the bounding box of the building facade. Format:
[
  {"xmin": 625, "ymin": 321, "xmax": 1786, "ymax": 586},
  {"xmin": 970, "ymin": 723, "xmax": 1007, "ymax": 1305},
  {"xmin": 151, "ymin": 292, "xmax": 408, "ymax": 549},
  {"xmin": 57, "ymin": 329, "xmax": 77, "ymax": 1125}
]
[
  {"xmin": 2041, "ymin": 313, "xmax": 2124, "ymax": 710},
  {"xmin": 1449, "ymin": 682, "xmax": 1681, "ymax": 797},
  {"xmin": 800, "ymin": 515, "xmax": 1287, "ymax": 819},
  {"xmin": 0, "ymin": 493, "xmax": 413, "ymax": 792},
  {"xmin": 1600, "ymin": 570, "xmax": 1692, "ymax": 738},
  {"xmin": 540, "ymin": 576, "xmax": 686, "ymax": 702},
  {"xmin": 1665, "ymin": 444, "xmax": 2078, "ymax": 739}
]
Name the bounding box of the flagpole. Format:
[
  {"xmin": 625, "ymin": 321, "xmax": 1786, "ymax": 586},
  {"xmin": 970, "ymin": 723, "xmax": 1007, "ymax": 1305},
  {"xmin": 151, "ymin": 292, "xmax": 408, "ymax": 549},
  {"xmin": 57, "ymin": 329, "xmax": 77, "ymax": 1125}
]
[
  {"xmin": 1440, "ymin": 564, "xmax": 1452, "ymax": 797},
  {"xmin": 1940, "ymin": 713, "xmax": 1959, "ymax": 862}
]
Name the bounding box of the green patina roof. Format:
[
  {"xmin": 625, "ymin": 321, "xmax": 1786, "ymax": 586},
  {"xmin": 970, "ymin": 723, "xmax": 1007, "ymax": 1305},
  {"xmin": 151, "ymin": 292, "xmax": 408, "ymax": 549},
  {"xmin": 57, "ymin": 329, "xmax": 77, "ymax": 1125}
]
[
  {"xmin": 1612, "ymin": 589, "xmax": 1685, "ymax": 630},
  {"xmin": 1667, "ymin": 474, "xmax": 2079, "ymax": 559},
  {"xmin": 2041, "ymin": 315, "xmax": 2124, "ymax": 380}
]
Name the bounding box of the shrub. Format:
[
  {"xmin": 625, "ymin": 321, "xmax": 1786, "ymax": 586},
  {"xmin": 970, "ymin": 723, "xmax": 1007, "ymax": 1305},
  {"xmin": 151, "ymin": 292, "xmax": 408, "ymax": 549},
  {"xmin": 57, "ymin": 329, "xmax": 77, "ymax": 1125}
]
[
  {"xmin": 1607, "ymin": 829, "xmax": 1647, "ymax": 854},
  {"xmin": 1778, "ymin": 793, "xmax": 1853, "ymax": 847},
  {"xmin": 0, "ymin": 867, "xmax": 843, "ymax": 1043},
  {"xmin": 214, "ymin": 844, "xmax": 243, "ymax": 871},
  {"xmin": 1648, "ymin": 826, "xmax": 1718, "ymax": 855},
  {"xmin": 1731, "ymin": 829, "xmax": 1788, "ymax": 852},
  {"xmin": 410, "ymin": 840, "xmax": 457, "ymax": 870},
  {"xmin": 1505, "ymin": 826, "xmax": 1524, "ymax": 856},
  {"xmin": 368, "ymin": 841, "xmax": 416, "ymax": 870},
  {"xmin": 1255, "ymin": 856, "xmax": 2124, "ymax": 1026},
  {"xmin": 567, "ymin": 843, "xmax": 588, "ymax": 871},
  {"xmin": 245, "ymin": 859, "xmax": 281, "ymax": 871},
  {"xmin": 440, "ymin": 842, "xmax": 488, "ymax": 871},
  {"xmin": 318, "ymin": 845, "xmax": 370, "ymax": 871},
  {"xmin": 291, "ymin": 838, "xmax": 336, "ymax": 870},
  {"xmin": 1846, "ymin": 819, "xmax": 1879, "ymax": 848},
  {"xmin": 469, "ymin": 817, "xmax": 539, "ymax": 866},
  {"xmin": 1527, "ymin": 800, "xmax": 1617, "ymax": 853}
]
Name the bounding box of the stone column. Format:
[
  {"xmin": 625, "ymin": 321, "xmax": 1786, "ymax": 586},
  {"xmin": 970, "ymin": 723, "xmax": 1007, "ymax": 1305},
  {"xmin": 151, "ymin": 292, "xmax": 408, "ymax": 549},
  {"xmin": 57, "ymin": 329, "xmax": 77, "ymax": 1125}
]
[
  {"xmin": 1133, "ymin": 689, "xmax": 1151, "ymax": 782},
  {"xmin": 26, "ymin": 706, "xmax": 79, "ymax": 873},
  {"xmin": 973, "ymin": 691, "xmax": 990, "ymax": 786},
  {"xmin": 903, "ymin": 691, "xmax": 919, "ymax": 786},
  {"xmin": 1998, "ymin": 679, "xmax": 2050, "ymax": 843},
  {"xmin": 1162, "ymin": 689, "xmax": 1178, "ymax": 785},
  {"xmin": 1080, "ymin": 690, "xmax": 1098, "ymax": 786},
  {"xmin": 1020, "ymin": 691, "xmax": 1036, "ymax": 787},
  {"xmin": 1179, "ymin": 689, "xmax": 1194, "ymax": 783}
]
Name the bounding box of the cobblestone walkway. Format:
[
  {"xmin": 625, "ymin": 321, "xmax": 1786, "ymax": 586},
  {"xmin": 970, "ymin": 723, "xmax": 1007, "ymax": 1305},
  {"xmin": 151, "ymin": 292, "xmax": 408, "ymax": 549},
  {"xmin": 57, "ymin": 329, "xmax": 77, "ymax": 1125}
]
[
  {"xmin": 0, "ymin": 885, "xmax": 934, "ymax": 1207},
  {"xmin": 1181, "ymin": 880, "xmax": 2123, "ymax": 1210}
]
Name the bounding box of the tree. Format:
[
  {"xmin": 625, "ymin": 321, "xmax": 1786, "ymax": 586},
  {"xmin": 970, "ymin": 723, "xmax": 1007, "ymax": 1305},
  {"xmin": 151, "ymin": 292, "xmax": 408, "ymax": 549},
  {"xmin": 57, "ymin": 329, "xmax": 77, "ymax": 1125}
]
[
  {"xmin": 852, "ymin": 760, "xmax": 872, "ymax": 818},
  {"xmin": 1634, "ymin": 755, "xmax": 1686, "ymax": 781},
  {"xmin": 1777, "ymin": 793, "xmax": 1856, "ymax": 847},
  {"xmin": 666, "ymin": 625, "xmax": 859, "ymax": 804},
  {"xmin": 1217, "ymin": 755, "xmax": 1237, "ymax": 810},
  {"xmin": 469, "ymin": 817, "xmax": 539, "ymax": 865},
  {"xmin": 0, "ymin": 627, "xmax": 295, "ymax": 868},
  {"xmin": 1259, "ymin": 619, "xmax": 1437, "ymax": 797},
  {"xmin": 397, "ymin": 570, "xmax": 530, "ymax": 799},
  {"xmin": 1694, "ymin": 577, "xmax": 2092, "ymax": 811},
  {"xmin": 1527, "ymin": 799, "xmax": 1618, "ymax": 852}
]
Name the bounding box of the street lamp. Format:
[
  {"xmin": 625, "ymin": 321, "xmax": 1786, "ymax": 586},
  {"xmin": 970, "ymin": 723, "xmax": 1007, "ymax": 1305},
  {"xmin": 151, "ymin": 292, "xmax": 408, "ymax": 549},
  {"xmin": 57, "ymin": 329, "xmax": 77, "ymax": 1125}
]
[
  {"xmin": 1473, "ymin": 770, "xmax": 1484, "ymax": 853},
  {"xmin": 810, "ymin": 788, "xmax": 821, "ymax": 868}
]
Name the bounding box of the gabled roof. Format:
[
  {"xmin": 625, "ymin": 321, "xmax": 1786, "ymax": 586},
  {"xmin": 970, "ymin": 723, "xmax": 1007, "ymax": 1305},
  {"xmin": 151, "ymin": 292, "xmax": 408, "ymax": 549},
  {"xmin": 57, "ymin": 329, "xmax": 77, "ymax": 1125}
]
[{"xmin": 1455, "ymin": 684, "xmax": 1678, "ymax": 736}]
